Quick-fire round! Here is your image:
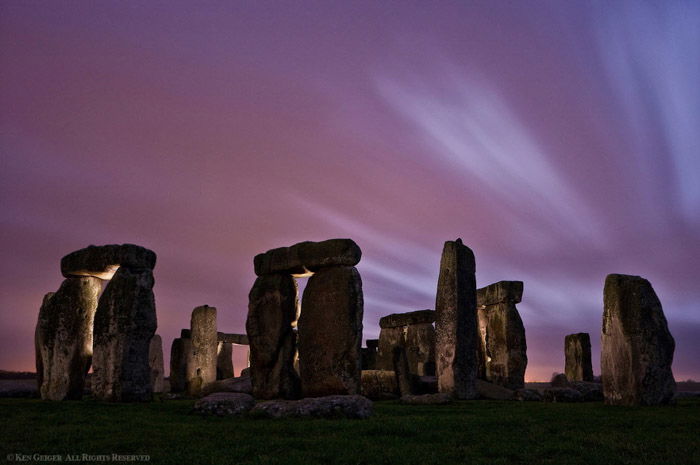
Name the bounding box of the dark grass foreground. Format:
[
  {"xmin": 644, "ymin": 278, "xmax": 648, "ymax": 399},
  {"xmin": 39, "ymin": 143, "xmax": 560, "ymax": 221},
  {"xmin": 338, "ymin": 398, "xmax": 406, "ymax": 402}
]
[{"xmin": 1, "ymin": 398, "xmax": 699, "ymax": 465}]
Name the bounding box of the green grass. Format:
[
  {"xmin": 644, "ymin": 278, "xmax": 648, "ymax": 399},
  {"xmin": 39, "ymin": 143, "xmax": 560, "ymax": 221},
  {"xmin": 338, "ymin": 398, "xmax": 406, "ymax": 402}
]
[{"xmin": 1, "ymin": 398, "xmax": 699, "ymax": 465}]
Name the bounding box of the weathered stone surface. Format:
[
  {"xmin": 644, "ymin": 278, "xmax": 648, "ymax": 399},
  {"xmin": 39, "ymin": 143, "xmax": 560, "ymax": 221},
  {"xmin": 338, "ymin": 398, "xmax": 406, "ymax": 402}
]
[
  {"xmin": 92, "ymin": 267, "xmax": 157, "ymax": 402},
  {"xmin": 217, "ymin": 332, "xmax": 249, "ymax": 345},
  {"xmin": 216, "ymin": 342, "xmax": 234, "ymax": 380},
  {"xmin": 376, "ymin": 326, "xmax": 404, "ymax": 371},
  {"xmin": 550, "ymin": 373, "xmax": 570, "ymax": 388},
  {"xmin": 405, "ymin": 323, "xmax": 436, "ymax": 377},
  {"xmin": 435, "ymin": 239, "xmax": 478, "ymax": 399},
  {"xmin": 379, "ymin": 310, "xmax": 435, "ymax": 329},
  {"xmin": 61, "ymin": 244, "xmax": 156, "ymax": 280},
  {"xmin": 476, "ymin": 379, "xmax": 515, "ymax": 400},
  {"xmin": 169, "ymin": 337, "xmax": 189, "ymax": 393},
  {"xmin": 543, "ymin": 387, "xmax": 583, "ymax": 403},
  {"xmin": 570, "ymin": 381, "xmax": 604, "ymax": 402},
  {"xmin": 251, "ymin": 395, "xmax": 372, "ymax": 419},
  {"xmin": 298, "ymin": 266, "xmax": 363, "ymax": 397},
  {"xmin": 246, "ymin": 274, "xmax": 300, "ymax": 399},
  {"xmin": 565, "ymin": 333, "xmax": 593, "ymax": 382},
  {"xmin": 476, "ymin": 281, "xmax": 523, "ymax": 307},
  {"xmin": 149, "ymin": 334, "xmax": 164, "ymax": 393},
  {"xmin": 393, "ymin": 346, "xmax": 413, "ymax": 396},
  {"xmin": 601, "ymin": 274, "xmax": 676, "ymax": 406},
  {"xmin": 399, "ymin": 393, "xmax": 453, "ymax": 405},
  {"xmin": 186, "ymin": 305, "xmax": 218, "ymax": 397},
  {"xmin": 201, "ymin": 375, "xmax": 253, "ymax": 396},
  {"xmin": 254, "ymin": 239, "xmax": 361, "ymax": 276},
  {"xmin": 35, "ymin": 278, "xmax": 101, "ymax": 400},
  {"xmin": 360, "ymin": 370, "xmax": 398, "ymax": 400},
  {"xmin": 193, "ymin": 392, "xmax": 255, "ymax": 416},
  {"xmin": 514, "ymin": 388, "xmax": 542, "ymax": 402},
  {"xmin": 477, "ymin": 292, "xmax": 527, "ymax": 389}
]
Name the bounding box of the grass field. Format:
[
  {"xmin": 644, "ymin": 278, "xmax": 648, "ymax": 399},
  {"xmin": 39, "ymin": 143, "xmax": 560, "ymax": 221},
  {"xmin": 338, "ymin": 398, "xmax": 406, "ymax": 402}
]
[{"xmin": 1, "ymin": 398, "xmax": 699, "ymax": 465}]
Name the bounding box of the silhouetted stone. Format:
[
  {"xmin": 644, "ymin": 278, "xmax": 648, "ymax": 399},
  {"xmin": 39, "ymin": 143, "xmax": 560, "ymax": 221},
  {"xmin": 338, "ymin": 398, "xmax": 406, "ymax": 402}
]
[
  {"xmin": 201, "ymin": 375, "xmax": 252, "ymax": 396},
  {"xmin": 601, "ymin": 274, "xmax": 676, "ymax": 405},
  {"xmin": 393, "ymin": 346, "xmax": 413, "ymax": 396},
  {"xmin": 61, "ymin": 244, "xmax": 156, "ymax": 280},
  {"xmin": 217, "ymin": 332, "xmax": 249, "ymax": 345},
  {"xmin": 92, "ymin": 267, "xmax": 157, "ymax": 402},
  {"xmin": 35, "ymin": 277, "xmax": 101, "ymax": 400},
  {"xmin": 477, "ymin": 281, "xmax": 527, "ymax": 389},
  {"xmin": 186, "ymin": 305, "xmax": 218, "ymax": 397},
  {"xmin": 180, "ymin": 329, "xmax": 191, "ymax": 338},
  {"xmin": 149, "ymin": 334, "xmax": 164, "ymax": 393},
  {"xmin": 565, "ymin": 333, "xmax": 593, "ymax": 382},
  {"xmin": 169, "ymin": 337, "xmax": 189, "ymax": 393},
  {"xmin": 543, "ymin": 387, "xmax": 583, "ymax": 402},
  {"xmin": 570, "ymin": 381, "xmax": 604, "ymax": 401},
  {"xmin": 400, "ymin": 393, "xmax": 452, "ymax": 405},
  {"xmin": 362, "ymin": 339, "xmax": 378, "ymax": 370},
  {"xmin": 376, "ymin": 326, "xmax": 404, "ymax": 371},
  {"xmin": 194, "ymin": 392, "xmax": 255, "ymax": 416},
  {"xmin": 366, "ymin": 339, "xmax": 379, "ymax": 351},
  {"xmin": 216, "ymin": 342, "xmax": 234, "ymax": 380},
  {"xmin": 514, "ymin": 388, "xmax": 542, "ymax": 401},
  {"xmin": 254, "ymin": 239, "xmax": 361, "ymax": 276},
  {"xmin": 360, "ymin": 370, "xmax": 398, "ymax": 400},
  {"xmin": 246, "ymin": 274, "xmax": 300, "ymax": 399},
  {"xmin": 550, "ymin": 373, "xmax": 570, "ymax": 388},
  {"xmin": 476, "ymin": 379, "xmax": 515, "ymax": 400},
  {"xmin": 435, "ymin": 239, "xmax": 478, "ymax": 399},
  {"xmin": 299, "ymin": 266, "xmax": 363, "ymax": 397},
  {"xmin": 379, "ymin": 310, "xmax": 435, "ymax": 328},
  {"xmin": 406, "ymin": 323, "xmax": 436, "ymax": 376},
  {"xmin": 251, "ymin": 395, "xmax": 372, "ymax": 419}
]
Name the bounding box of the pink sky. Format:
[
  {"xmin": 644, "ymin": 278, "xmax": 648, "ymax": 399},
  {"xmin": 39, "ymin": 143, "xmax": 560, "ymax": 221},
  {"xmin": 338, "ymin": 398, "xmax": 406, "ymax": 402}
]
[{"xmin": 1, "ymin": 1, "xmax": 698, "ymax": 380}]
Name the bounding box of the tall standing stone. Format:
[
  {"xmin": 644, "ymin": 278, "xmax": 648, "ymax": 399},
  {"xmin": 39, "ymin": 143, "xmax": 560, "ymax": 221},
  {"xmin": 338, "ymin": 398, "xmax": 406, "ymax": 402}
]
[
  {"xmin": 186, "ymin": 305, "xmax": 218, "ymax": 397},
  {"xmin": 298, "ymin": 266, "xmax": 363, "ymax": 397},
  {"xmin": 476, "ymin": 281, "xmax": 527, "ymax": 389},
  {"xmin": 601, "ymin": 274, "xmax": 676, "ymax": 405},
  {"xmin": 565, "ymin": 333, "xmax": 593, "ymax": 382},
  {"xmin": 217, "ymin": 341, "xmax": 234, "ymax": 380},
  {"xmin": 35, "ymin": 278, "xmax": 101, "ymax": 400},
  {"xmin": 169, "ymin": 337, "xmax": 189, "ymax": 393},
  {"xmin": 435, "ymin": 239, "xmax": 478, "ymax": 399},
  {"xmin": 149, "ymin": 334, "xmax": 165, "ymax": 393},
  {"xmin": 246, "ymin": 274, "xmax": 300, "ymax": 399},
  {"xmin": 92, "ymin": 266, "xmax": 157, "ymax": 401},
  {"xmin": 406, "ymin": 323, "xmax": 436, "ymax": 377}
]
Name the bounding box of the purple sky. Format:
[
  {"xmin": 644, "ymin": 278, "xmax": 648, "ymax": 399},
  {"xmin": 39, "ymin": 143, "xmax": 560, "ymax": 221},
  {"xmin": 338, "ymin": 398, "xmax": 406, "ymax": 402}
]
[{"xmin": 1, "ymin": 1, "xmax": 698, "ymax": 380}]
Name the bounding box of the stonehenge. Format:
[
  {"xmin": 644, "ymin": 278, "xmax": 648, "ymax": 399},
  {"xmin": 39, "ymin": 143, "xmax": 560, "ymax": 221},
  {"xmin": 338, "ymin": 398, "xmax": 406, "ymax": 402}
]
[
  {"xmin": 564, "ymin": 333, "xmax": 593, "ymax": 382},
  {"xmin": 376, "ymin": 310, "xmax": 435, "ymax": 378},
  {"xmin": 149, "ymin": 334, "xmax": 165, "ymax": 393},
  {"xmin": 247, "ymin": 239, "xmax": 364, "ymax": 400},
  {"xmin": 601, "ymin": 274, "xmax": 676, "ymax": 405},
  {"xmin": 186, "ymin": 305, "xmax": 218, "ymax": 396},
  {"xmin": 476, "ymin": 281, "xmax": 527, "ymax": 389},
  {"xmin": 435, "ymin": 239, "xmax": 479, "ymax": 399},
  {"xmin": 36, "ymin": 244, "xmax": 157, "ymax": 402},
  {"xmin": 216, "ymin": 342, "xmax": 234, "ymax": 380}
]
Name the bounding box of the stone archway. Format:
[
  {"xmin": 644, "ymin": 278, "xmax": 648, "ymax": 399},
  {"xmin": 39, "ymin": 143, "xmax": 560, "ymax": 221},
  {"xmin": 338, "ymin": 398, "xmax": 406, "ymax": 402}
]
[{"xmin": 35, "ymin": 244, "xmax": 157, "ymax": 401}]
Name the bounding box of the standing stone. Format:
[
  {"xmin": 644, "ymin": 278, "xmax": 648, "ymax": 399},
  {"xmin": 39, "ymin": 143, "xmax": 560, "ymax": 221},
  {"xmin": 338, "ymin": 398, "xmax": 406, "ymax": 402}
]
[
  {"xmin": 92, "ymin": 267, "xmax": 157, "ymax": 402},
  {"xmin": 362, "ymin": 339, "xmax": 379, "ymax": 370},
  {"xmin": 149, "ymin": 334, "xmax": 164, "ymax": 393},
  {"xmin": 393, "ymin": 346, "xmax": 413, "ymax": 396},
  {"xmin": 435, "ymin": 239, "xmax": 478, "ymax": 399},
  {"xmin": 169, "ymin": 337, "xmax": 189, "ymax": 393},
  {"xmin": 376, "ymin": 326, "xmax": 405, "ymax": 371},
  {"xmin": 298, "ymin": 266, "xmax": 363, "ymax": 397},
  {"xmin": 565, "ymin": 333, "xmax": 593, "ymax": 382},
  {"xmin": 35, "ymin": 278, "xmax": 101, "ymax": 400},
  {"xmin": 601, "ymin": 274, "xmax": 676, "ymax": 405},
  {"xmin": 217, "ymin": 341, "xmax": 234, "ymax": 380},
  {"xmin": 406, "ymin": 323, "xmax": 436, "ymax": 376},
  {"xmin": 246, "ymin": 274, "xmax": 300, "ymax": 399},
  {"xmin": 476, "ymin": 281, "xmax": 527, "ymax": 389},
  {"xmin": 186, "ymin": 305, "xmax": 218, "ymax": 397}
]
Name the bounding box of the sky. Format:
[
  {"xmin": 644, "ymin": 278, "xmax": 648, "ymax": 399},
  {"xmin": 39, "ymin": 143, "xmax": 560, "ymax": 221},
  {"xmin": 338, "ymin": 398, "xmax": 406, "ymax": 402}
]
[{"xmin": 1, "ymin": 1, "xmax": 698, "ymax": 381}]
